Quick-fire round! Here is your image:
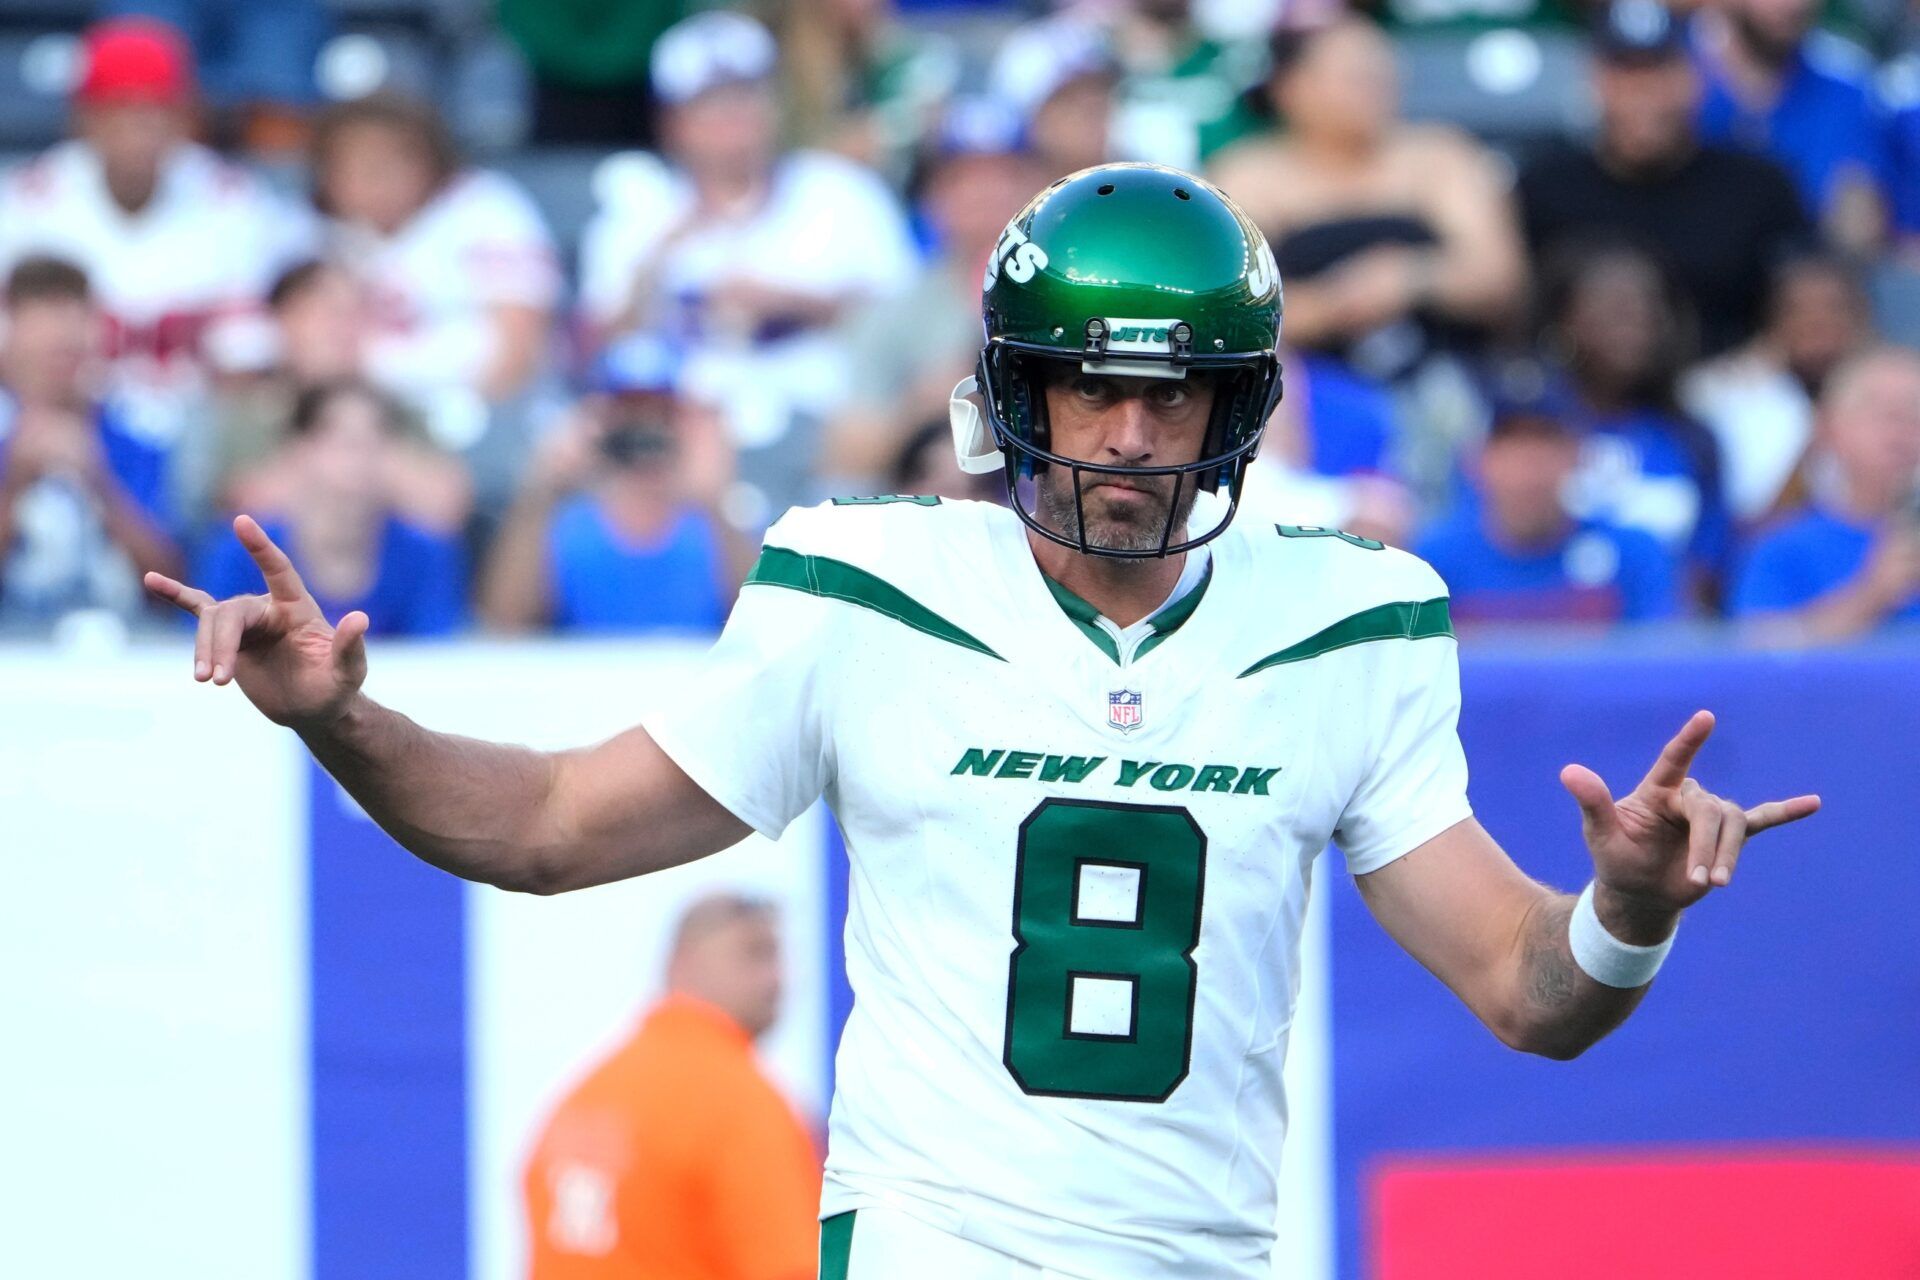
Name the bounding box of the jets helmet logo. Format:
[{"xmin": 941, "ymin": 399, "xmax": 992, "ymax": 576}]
[{"xmin": 984, "ymin": 223, "xmax": 1050, "ymax": 289}]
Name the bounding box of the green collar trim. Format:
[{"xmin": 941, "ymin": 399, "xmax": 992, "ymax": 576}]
[
  {"xmin": 746, "ymin": 547, "xmax": 1005, "ymax": 661},
  {"xmin": 1042, "ymin": 574, "xmax": 1122, "ymax": 663},
  {"xmin": 1041, "ymin": 560, "xmax": 1215, "ymax": 666},
  {"xmin": 1238, "ymin": 597, "xmax": 1453, "ymax": 678}
]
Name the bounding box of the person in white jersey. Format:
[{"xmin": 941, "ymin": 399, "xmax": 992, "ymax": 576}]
[{"xmin": 147, "ymin": 164, "xmax": 1820, "ymax": 1279}]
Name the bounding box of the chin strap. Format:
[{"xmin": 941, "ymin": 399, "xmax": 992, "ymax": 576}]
[{"xmin": 948, "ymin": 376, "xmax": 1006, "ymax": 475}]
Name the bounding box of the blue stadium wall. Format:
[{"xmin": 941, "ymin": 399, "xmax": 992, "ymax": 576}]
[{"xmin": 3, "ymin": 640, "xmax": 1915, "ymax": 1278}]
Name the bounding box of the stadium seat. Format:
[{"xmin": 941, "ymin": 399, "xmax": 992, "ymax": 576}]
[
  {"xmin": 495, "ymin": 146, "xmax": 614, "ymax": 274},
  {"xmin": 0, "ymin": 32, "xmax": 74, "ymax": 150},
  {"xmin": 443, "ymin": 33, "xmax": 532, "ymax": 156},
  {"xmin": 315, "ymin": 28, "xmax": 438, "ymax": 102},
  {"xmin": 0, "ymin": 0, "xmax": 95, "ymax": 34},
  {"xmin": 1394, "ymin": 28, "xmax": 1596, "ymax": 144}
]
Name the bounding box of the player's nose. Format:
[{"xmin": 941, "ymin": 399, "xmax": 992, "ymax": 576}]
[{"xmin": 1100, "ymin": 396, "xmax": 1155, "ymax": 463}]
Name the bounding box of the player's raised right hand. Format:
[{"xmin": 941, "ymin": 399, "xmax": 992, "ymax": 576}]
[{"xmin": 143, "ymin": 514, "xmax": 370, "ymax": 729}]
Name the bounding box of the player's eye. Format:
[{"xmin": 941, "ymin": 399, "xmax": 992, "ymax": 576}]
[
  {"xmin": 1071, "ymin": 376, "xmax": 1114, "ymax": 402},
  {"xmin": 1148, "ymin": 383, "xmax": 1191, "ymax": 409}
]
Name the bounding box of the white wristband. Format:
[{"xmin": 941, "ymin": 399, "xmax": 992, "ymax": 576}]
[{"xmin": 1568, "ymin": 882, "xmax": 1675, "ymax": 989}]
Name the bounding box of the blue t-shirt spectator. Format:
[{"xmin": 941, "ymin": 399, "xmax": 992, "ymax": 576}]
[
  {"xmin": 0, "ymin": 398, "xmax": 176, "ymax": 618},
  {"xmin": 1884, "ymin": 58, "xmax": 1920, "ymax": 236},
  {"xmin": 1420, "ymin": 514, "xmax": 1679, "ymax": 623},
  {"xmin": 0, "ymin": 397, "xmax": 172, "ymax": 529},
  {"xmin": 1730, "ymin": 506, "xmax": 1920, "ymax": 622},
  {"xmin": 192, "ymin": 513, "xmax": 467, "ymax": 636},
  {"xmin": 1298, "ymin": 352, "xmax": 1394, "ymax": 476},
  {"xmin": 547, "ymin": 496, "xmax": 728, "ymax": 633},
  {"xmin": 1694, "ymin": 33, "xmax": 1892, "ymax": 220},
  {"xmin": 1566, "ymin": 407, "xmax": 1733, "ymax": 576}
]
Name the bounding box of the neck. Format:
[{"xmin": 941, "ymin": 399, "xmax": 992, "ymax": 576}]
[
  {"xmin": 1598, "ymin": 136, "xmax": 1695, "ymax": 183},
  {"xmin": 1835, "ymin": 470, "xmax": 1902, "ymax": 522},
  {"xmin": 1028, "ymin": 529, "xmax": 1185, "ymax": 628},
  {"xmin": 106, "ymin": 170, "xmax": 158, "ymax": 215},
  {"xmin": 296, "ymin": 499, "xmax": 378, "ymax": 551},
  {"xmin": 1299, "ymin": 127, "xmax": 1381, "ymax": 170},
  {"xmin": 692, "ymin": 166, "xmax": 765, "ymax": 211},
  {"xmin": 1707, "ymin": 12, "xmax": 1792, "ymax": 95},
  {"xmin": 599, "ymin": 479, "xmax": 673, "ymax": 534},
  {"xmin": 1483, "ymin": 505, "xmax": 1572, "ymax": 553}
]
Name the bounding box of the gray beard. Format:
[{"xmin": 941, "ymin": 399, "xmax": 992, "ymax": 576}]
[{"xmin": 1034, "ymin": 467, "xmax": 1197, "ymax": 558}]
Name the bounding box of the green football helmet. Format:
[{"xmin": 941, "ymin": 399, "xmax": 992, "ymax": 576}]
[{"xmin": 960, "ymin": 162, "xmax": 1284, "ymax": 557}]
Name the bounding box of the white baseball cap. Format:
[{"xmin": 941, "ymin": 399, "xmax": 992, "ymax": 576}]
[{"xmin": 650, "ymin": 11, "xmax": 777, "ymax": 105}]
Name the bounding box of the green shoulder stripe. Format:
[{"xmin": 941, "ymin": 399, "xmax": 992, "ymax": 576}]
[
  {"xmin": 819, "ymin": 1211, "xmax": 855, "ymax": 1280},
  {"xmin": 1237, "ymin": 597, "xmax": 1453, "ymax": 678},
  {"xmin": 746, "ymin": 546, "xmax": 1005, "ymax": 662}
]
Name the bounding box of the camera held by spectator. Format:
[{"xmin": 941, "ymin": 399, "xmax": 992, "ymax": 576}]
[
  {"xmin": 480, "ymin": 333, "xmax": 752, "ymax": 635},
  {"xmin": 0, "ymin": 256, "xmax": 182, "ymax": 629}
]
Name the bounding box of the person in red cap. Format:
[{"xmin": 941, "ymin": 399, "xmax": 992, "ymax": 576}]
[{"xmin": 0, "ymin": 17, "xmax": 314, "ymax": 456}]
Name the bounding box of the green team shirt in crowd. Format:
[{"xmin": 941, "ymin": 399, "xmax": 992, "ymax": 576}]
[{"xmin": 644, "ymin": 495, "xmax": 1472, "ymax": 1278}]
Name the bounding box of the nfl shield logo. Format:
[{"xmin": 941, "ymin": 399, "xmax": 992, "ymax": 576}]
[{"xmin": 1107, "ymin": 689, "xmax": 1144, "ymax": 732}]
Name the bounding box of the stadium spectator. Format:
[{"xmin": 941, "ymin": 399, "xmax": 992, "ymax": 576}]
[
  {"xmin": 177, "ymin": 260, "xmax": 471, "ymax": 539},
  {"xmin": 1356, "ymin": 0, "xmax": 1582, "ymax": 34},
  {"xmin": 479, "ymin": 334, "xmax": 745, "ymax": 635},
  {"xmin": 768, "ymin": 0, "xmax": 960, "ymax": 185},
  {"xmin": 987, "ymin": 18, "xmax": 1123, "ymax": 179},
  {"xmin": 1207, "ymin": 18, "xmax": 1526, "ymax": 370},
  {"xmin": 579, "ymin": 11, "xmax": 918, "ymax": 522},
  {"xmin": 1419, "ymin": 403, "xmax": 1681, "ymax": 624},
  {"xmin": 0, "ymin": 256, "xmax": 183, "ymax": 626},
  {"xmin": 823, "ymin": 100, "xmax": 1042, "ymax": 490},
  {"xmin": 887, "ymin": 417, "xmax": 1003, "ymax": 503},
  {"xmin": 1539, "ymin": 246, "xmax": 1733, "ymax": 590},
  {"xmin": 0, "ymin": 18, "xmax": 314, "ymax": 447},
  {"xmin": 1888, "ymin": 54, "xmax": 1920, "ymax": 246},
  {"xmin": 1731, "ymin": 344, "xmax": 1920, "ymax": 639},
  {"xmin": 310, "ymin": 92, "xmax": 561, "ymax": 504},
  {"xmin": 1691, "ymin": 0, "xmax": 1893, "ymax": 250},
  {"xmin": 522, "ymin": 893, "xmax": 820, "ymax": 1280},
  {"xmin": 498, "ymin": 0, "xmax": 687, "ymax": 147},
  {"xmin": 193, "ymin": 382, "xmax": 467, "ymax": 637},
  {"xmin": 1517, "ymin": 0, "xmax": 1812, "ymax": 355},
  {"xmin": 105, "ymin": 0, "xmax": 330, "ymax": 151},
  {"xmin": 1682, "ymin": 252, "xmax": 1874, "ymax": 522}
]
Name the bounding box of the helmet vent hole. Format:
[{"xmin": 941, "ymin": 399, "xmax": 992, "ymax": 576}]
[
  {"xmin": 1173, "ymin": 187, "xmax": 1191, "ymax": 200},
  {"xmin": 1097, "ymin": 183, "xmax": 1115, "ymax": 195}
]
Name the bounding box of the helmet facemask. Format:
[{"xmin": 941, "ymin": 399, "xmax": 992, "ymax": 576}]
[{"xmin": 977, "ymin": 338, "xmax": 1282, "ymax": 559}]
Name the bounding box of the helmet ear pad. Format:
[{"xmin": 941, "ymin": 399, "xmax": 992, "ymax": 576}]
[{"xmin": 1014, "ymin": 355, "xmax": 1049, "ymax": 475}]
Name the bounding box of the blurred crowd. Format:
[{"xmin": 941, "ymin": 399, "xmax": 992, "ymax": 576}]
[{"xmin": 2, "ymin": 0, "xmax": 1919, "ymax": 645}]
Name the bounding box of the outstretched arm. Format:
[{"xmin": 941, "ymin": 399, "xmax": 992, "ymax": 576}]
[
  {"xmin": 148, "ymin": 515, "xmax": 749, "ymax": 895},
  {"xmin": 1356, "ymin": 712, "xmax": 1819, "ymax": 1060}
]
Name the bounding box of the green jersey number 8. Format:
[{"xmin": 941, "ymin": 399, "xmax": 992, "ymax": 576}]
[{"xmin": 1003, "ymin": 798, "xmax": 1207, "ymax": 1102}]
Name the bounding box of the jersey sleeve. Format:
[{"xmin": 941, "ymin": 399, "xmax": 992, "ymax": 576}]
[
  {"xmin": 1331, "ymin": 582, "xmax": 1472, "ymax": 876},
  {"xmin": 457, "ymin": 172, "xmax": 562, "ymax": 309},
  {"xmin": 641, "ymin": 522, "xmax": 838, "ymax": 840}
]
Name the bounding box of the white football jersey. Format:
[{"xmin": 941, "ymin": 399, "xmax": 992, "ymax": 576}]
[
  {"xmin": 334, "ymin": 168, "xmax": 561, "ymax": 402},
  {"xmin": 645, "ymin": 497, "xmax": 1471, "ymax": 1279},
  {"xmin": 0, "ymin": 140, "xmax": 314, "ymax": 429}
]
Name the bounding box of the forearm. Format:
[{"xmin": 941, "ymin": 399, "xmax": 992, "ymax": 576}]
[
  {"xmin": 477, "ymin": 486, "xmax": 562, "ymax": 631},
  {"xmin": 295, "ymin": 692, "xmax": 569, "ymax": 892},
  {"xmin": 1749, "ymin": 576, "xmax": 1893, "ymax": 645},
  {"xmin": 1501, "ymin": 885, "xmax": 1677, "ymax": 1060}
]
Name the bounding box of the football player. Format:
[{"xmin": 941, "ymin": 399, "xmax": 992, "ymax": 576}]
[{"xmin": 149, "ymin": 164, "xmax": 1818, "ymax": 1278}]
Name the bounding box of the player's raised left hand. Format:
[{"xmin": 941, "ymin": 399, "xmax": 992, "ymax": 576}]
[{"xmin": 1559, "ymin": 710, "xmax": 1820, "ymax": 911}]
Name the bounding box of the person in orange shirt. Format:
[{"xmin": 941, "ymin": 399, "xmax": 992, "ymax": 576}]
[{"xmin": 522, "ymin": 893, "xmax": 822, "ymax": 1280}]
